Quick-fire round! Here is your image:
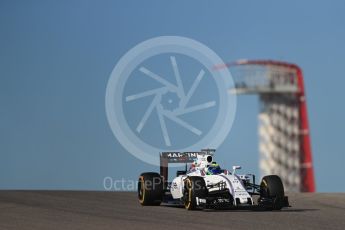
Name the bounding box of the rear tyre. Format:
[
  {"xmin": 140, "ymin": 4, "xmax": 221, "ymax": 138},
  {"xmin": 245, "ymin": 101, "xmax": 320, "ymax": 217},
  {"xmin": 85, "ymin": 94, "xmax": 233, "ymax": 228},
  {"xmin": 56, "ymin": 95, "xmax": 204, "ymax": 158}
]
[
  {"xmin": 138, "ymin": 172, "xmax": 163, "ymax": 206},
  {"xmin": 260, "ymin": 175, "xmax": 285, "ymax": 210},
  {"xmin": 183, "ymin": 176, "xmax": 207, "ymax": 210}
]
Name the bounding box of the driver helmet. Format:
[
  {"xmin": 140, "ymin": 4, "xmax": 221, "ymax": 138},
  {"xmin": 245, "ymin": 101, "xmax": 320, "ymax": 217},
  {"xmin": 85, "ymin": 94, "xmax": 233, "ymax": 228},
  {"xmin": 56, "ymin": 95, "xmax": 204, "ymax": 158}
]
[{"xmin": 206, "ymin": 162, "xmax": 222, "ymax": 175}]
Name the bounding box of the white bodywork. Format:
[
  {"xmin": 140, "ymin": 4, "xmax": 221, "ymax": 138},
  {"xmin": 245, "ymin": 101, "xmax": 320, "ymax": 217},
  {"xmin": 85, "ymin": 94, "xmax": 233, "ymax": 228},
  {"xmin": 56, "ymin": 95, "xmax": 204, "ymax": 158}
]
[
  {"xmin": 170, "ymin": 174, "xmax": 252, "ymax": 205},
  {"xmin": 170, "ymin": 154, "xmax": 253, "ymax": 206}
]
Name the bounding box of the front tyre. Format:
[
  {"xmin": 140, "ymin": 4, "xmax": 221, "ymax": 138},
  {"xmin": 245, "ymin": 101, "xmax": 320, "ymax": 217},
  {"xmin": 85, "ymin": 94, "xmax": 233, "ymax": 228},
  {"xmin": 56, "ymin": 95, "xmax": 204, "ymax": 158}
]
[
  {"xmin": 260, "ymin": 175, "xmax": 285, "ymax": 210},
  {"xmin": 138, "ymin": 172, "xmax": 163, "ymax": 206},
  {"xmin": 183, "ymin": 176, "xmax": 207, "ymax": 210}
]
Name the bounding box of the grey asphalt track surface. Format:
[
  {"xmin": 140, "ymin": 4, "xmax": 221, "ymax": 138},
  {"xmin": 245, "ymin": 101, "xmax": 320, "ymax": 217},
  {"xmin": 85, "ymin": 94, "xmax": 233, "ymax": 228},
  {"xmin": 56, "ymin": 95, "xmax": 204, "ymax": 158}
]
[{"xmin": 0, "ymin": 191, "xmax": 344, "ymax": 230}]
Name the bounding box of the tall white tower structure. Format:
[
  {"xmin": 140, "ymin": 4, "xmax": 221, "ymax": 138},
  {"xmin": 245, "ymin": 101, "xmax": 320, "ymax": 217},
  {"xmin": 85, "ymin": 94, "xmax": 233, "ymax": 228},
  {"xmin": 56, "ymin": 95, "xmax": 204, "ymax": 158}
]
[{"xmin": 216, "ymin": 60, "xmax": 315, "ymax": 192}]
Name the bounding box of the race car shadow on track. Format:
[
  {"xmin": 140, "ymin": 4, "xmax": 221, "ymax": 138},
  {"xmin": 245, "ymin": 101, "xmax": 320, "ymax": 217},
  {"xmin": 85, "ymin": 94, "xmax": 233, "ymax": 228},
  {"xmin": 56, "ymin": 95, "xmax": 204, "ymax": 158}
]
[
  {"xmin": 202, "ymin": 208, "xmax": 320, "ymax": 213},
  {"xmin": 161, "ymin": 204, "xmax": 319, "ymax": 213}
]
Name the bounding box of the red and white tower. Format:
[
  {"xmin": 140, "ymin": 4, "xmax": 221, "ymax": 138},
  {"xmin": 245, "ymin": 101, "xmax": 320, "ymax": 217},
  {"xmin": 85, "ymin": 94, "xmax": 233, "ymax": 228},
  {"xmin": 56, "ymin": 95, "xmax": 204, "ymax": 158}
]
[{"xmin": 216, "ymin": 60, "xmax": 315, "ymax": 192}]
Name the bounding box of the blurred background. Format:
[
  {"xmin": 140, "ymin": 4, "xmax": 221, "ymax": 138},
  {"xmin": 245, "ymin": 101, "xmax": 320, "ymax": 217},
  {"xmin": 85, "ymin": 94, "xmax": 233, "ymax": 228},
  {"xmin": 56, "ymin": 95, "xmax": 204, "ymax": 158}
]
[{"xmin": 1, "ymin": 0, "xmax": 344, "ymax": 192}]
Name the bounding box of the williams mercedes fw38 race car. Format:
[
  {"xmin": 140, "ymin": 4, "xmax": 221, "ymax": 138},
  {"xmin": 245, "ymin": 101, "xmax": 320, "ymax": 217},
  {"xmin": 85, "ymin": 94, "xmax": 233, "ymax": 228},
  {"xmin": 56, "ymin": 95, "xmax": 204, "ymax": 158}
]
[{"xmin": 138, "ymin": 149, "xmax": 289, "ymax": 210}]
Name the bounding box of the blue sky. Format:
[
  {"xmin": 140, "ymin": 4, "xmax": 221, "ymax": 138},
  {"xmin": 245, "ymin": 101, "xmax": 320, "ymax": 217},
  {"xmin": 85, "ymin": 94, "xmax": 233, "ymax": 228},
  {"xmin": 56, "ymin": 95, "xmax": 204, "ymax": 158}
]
[{"xmin": 0, "ymin": 0, "xmax": 344, "ymax": 192}]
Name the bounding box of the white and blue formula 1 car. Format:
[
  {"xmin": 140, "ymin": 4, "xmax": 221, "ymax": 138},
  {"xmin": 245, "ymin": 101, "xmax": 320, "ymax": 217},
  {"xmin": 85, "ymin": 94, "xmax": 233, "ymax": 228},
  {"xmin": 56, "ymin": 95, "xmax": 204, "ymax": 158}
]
[{"xmin": 138, "ymin": 149, "xmax": 289, "ymax": 210}]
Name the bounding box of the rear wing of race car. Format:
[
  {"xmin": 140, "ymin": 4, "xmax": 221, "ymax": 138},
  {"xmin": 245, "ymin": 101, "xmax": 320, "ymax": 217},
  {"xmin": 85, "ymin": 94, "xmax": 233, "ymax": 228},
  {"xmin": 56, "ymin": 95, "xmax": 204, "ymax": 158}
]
[{"xmin": 160, "ymin": 149, "xmax": 215, "ymax": 185}]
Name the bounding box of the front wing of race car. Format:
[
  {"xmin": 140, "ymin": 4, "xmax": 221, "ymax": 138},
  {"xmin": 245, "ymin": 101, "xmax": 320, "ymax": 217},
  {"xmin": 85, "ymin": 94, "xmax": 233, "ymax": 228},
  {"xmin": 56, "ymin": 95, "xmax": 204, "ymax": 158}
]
[
  {"xmin": 189, "ymin": 182, "xmax": 289, "ymax": 210},
  {"xmin": 194, "ymin": 180, "xmax": 289, "ymax": 210},
  {"xmin": 164, "ymin": 175, "xmax": 290, "ymax": 210}
]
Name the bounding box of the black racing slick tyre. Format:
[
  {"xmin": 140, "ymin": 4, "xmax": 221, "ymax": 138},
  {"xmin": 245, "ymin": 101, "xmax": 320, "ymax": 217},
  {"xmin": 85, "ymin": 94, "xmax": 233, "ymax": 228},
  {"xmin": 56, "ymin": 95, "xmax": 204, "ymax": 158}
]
[
  {"xmin": 260, "ymin": 175, "xmax": 285, "ymax": 210},
  {"xmin": 138, "ymin": 172, "xmax": 163, "ymax": 206},
  {"xmin": 183, "ymin": 176, "xmax": 207, "ymax": 210}
]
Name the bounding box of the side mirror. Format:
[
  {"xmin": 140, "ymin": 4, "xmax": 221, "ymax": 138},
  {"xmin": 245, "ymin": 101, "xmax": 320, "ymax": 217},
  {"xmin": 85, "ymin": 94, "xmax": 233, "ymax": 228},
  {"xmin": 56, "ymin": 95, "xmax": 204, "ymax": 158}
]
[
  {"xmin": 206, "ymin": 155, "xmax": 213, "ymax": 163},
  {"xmin": 232, "ymin": 166, "xmax": 241, "ymax": 174}
]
